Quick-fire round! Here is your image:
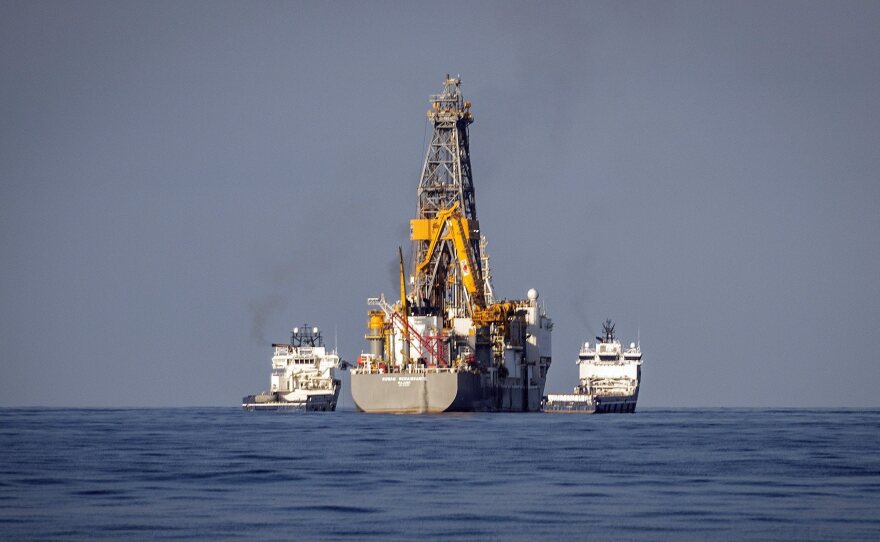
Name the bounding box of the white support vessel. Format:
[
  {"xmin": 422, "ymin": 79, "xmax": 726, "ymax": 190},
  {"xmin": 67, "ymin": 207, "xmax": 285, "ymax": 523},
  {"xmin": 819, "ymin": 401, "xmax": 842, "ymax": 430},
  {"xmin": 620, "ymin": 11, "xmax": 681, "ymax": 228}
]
[
  {"xmin": 544, "ymin": 320, "xmax": 642, "ymax": 413},
  {"xmin": 242, "ymin": 325, "xmax": 342, "ymax": 411}
]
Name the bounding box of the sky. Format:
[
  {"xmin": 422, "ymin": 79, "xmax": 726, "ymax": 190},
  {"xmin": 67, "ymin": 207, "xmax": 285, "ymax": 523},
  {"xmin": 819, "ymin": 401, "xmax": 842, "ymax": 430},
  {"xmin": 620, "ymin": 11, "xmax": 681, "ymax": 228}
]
[{"xmin": 2, "ymin": 1, "xmax": 878, "ymax": 407}]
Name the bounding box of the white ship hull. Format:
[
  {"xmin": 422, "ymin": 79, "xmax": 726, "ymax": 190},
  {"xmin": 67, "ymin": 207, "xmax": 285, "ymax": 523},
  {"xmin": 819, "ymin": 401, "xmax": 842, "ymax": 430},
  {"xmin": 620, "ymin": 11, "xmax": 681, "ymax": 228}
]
[{"xmin": 242, "ymin": 385, "xmax": 340, "ymax": 412}]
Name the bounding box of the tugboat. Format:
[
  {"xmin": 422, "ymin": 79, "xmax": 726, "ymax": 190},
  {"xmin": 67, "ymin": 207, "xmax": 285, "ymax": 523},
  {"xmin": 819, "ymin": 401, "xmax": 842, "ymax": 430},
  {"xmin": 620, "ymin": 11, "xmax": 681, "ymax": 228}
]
[
  {"xmin": 242, "ymin": 325, "xmax": 342, "ymax": 411},
  {"xmin": 543, "ymin": 320, "xmax": 642, "ymax": 413}
]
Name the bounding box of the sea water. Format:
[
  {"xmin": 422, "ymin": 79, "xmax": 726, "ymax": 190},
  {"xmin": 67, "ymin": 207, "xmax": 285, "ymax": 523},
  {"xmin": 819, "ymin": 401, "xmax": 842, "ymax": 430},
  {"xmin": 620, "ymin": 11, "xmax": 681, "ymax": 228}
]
[{"xmin": 1, "ymin": 408, "xmax": 878, "ymax": 540}]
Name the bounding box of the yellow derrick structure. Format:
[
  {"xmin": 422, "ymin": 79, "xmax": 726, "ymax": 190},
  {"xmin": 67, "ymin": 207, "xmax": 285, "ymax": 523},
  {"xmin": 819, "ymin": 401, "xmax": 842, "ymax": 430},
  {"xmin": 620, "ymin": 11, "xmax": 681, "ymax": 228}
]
[{"xmin": 410, "ymin": 202, "xmax": 484, "ymax": 310}]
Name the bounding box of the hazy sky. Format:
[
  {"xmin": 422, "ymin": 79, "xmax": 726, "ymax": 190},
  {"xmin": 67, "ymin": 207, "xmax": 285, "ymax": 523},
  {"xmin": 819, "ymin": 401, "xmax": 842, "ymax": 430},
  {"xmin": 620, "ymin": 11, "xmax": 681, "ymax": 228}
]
[{"xmin": 2, "ymin": 1, "xmax": 878, "ymax": 407}]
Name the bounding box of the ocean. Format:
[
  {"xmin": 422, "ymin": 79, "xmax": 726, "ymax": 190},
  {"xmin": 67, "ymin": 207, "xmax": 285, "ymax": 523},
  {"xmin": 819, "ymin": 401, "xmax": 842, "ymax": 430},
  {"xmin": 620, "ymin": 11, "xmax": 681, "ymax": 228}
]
[{"xmin": 1, "ymin": 408, "xmax": 878, "ymax": 540}]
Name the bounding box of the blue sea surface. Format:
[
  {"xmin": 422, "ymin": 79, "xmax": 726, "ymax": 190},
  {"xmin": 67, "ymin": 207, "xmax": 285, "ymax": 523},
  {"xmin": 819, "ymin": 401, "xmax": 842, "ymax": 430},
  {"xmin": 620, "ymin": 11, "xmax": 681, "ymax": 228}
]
[{"xmin": 1, "ymin": 408, "xmax": 878, "ymax": 540}]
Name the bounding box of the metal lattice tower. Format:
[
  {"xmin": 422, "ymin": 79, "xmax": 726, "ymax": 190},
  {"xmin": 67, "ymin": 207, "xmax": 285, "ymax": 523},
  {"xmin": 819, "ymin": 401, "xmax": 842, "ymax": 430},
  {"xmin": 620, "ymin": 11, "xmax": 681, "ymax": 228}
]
[
  {"xmin": 417, "ymin": 76, "xmax": 477, "ymax": 220},
  {"xmin": 412, "ymin": 76, "xmax": 483, "ymax": 316}
]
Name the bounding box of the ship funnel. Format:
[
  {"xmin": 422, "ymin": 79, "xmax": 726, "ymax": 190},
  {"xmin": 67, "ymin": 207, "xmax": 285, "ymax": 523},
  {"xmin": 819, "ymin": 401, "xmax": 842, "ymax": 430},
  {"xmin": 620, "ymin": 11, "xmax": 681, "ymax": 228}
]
[{"xmin": 366, "ymin": 310, "xmax": 386, "ymax": 359}]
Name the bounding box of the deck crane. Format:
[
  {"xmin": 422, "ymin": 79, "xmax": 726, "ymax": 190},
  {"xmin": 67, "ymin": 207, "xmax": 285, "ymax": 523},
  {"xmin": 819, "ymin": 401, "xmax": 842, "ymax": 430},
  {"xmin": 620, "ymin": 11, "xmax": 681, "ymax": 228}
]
[{"xmin": 410, "ymin": 200, "xmax": 529, "ymax": 364}]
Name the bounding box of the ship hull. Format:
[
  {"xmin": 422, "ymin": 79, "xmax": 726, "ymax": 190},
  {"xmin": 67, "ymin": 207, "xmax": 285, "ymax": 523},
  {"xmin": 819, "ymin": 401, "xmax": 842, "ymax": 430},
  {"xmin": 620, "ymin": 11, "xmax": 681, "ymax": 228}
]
[
  {"xmin": 350, "ymin": 371, "xmax": 545, "ymax": 413},
  {"xmin": 543, "ymin": 393, "xmax": 638, "ymax": 414},
  {"xmin": 594, "ymin": 395, "xmax": 637, "ymax": 413},
  {"xmin": 242, "ymin": 386, "xmax": 340, "ymax": 412}
]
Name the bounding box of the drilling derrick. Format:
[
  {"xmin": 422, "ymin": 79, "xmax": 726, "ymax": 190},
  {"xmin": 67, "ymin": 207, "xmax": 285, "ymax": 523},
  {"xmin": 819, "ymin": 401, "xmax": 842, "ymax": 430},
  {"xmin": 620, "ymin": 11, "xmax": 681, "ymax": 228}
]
[{"xmin": 411, "ymin": 76, "xmax": 483, "ymax": 319}]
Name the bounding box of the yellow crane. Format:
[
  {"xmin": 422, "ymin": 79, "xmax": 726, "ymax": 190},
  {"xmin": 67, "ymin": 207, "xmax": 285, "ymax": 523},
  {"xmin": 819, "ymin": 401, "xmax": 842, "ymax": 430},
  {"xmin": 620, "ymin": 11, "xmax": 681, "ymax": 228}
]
[
  {"xmin": 410, "ymin": 203, "xmax": 524, "ymax": 332},
  {"xmin": 411, "ymin": 202, "xmax": 485, "ymax": 311}
]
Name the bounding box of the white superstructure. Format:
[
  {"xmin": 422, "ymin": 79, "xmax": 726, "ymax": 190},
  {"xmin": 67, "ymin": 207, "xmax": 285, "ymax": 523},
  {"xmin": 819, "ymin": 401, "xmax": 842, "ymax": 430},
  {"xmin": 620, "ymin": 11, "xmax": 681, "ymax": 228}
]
[{"xmin": 576, "ymin": 336, "xmax": 641, "ymax": 399}]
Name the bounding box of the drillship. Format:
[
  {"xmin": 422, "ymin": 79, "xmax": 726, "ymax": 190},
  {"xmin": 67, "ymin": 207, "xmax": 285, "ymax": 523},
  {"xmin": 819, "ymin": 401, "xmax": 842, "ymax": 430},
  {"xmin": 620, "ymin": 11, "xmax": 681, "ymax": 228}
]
[
  {"xmin": 544, "ymin": 320, "xmax": 642, "ymax": 413},
  {"xmin": 242, "ymin": 325, "xmax": 342, "ymax": 411},
  {"xmin": 350, "ymin": 76, "xmax": 553, "ymax": 413}
]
